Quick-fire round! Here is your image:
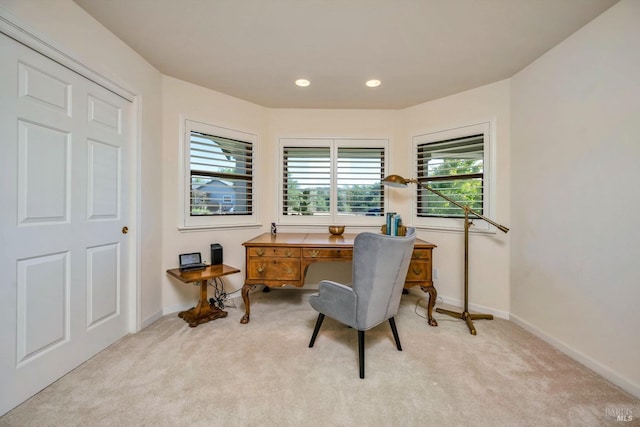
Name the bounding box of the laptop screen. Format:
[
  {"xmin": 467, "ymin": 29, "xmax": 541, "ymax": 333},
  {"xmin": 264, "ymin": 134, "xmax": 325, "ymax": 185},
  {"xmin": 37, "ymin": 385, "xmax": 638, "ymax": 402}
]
[{"xmin": 180, "ymin": 253, "xmax": 201, "ymax": 266}]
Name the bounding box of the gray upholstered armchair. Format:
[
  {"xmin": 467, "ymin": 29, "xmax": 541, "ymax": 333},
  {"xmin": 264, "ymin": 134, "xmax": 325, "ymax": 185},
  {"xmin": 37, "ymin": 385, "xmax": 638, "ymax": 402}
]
[{"xmin": 308, "ymin": 228, "xmax": 416, "ymax": 378}]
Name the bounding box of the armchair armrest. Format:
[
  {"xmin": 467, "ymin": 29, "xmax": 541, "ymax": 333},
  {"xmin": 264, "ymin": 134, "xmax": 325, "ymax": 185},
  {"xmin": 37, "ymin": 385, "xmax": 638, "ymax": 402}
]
[{"xmin": 309, "ymin": 280, "xmax": 357, "ymax": 327}]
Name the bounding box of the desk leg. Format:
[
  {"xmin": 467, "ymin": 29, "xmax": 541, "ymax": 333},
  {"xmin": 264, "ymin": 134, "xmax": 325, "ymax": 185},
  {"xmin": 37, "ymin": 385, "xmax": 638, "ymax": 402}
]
[
  {"xmin": 240, "ymin": 283, "xmax": 255, "ymax": 324},
  {"xmin": 420, "ymin": 285, "xmax": 439, "ymax": 327},
  {"xmin": 178, "ymin": 280, "xmax": 228, "ymax": 327}
]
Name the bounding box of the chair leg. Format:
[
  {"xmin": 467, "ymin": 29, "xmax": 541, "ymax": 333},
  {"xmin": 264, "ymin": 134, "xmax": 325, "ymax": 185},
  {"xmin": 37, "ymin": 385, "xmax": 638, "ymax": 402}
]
[
  {"xmin": 358, "ymin": 330, "xmax": 365, "ymax": 379},
  {"xmin": 308, "ymin": 313, "xmax": 325, "ymax": 348},
  {"xmin": 389, "ymin": 317, "xmax": 402, "ymax": 351}
]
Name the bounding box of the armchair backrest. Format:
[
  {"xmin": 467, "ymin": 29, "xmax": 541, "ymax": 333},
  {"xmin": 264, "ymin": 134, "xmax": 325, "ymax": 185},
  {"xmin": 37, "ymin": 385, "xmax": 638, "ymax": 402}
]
[{"xmin": 351, "ymin": 227, "xmax": 416, "ymax": 330}]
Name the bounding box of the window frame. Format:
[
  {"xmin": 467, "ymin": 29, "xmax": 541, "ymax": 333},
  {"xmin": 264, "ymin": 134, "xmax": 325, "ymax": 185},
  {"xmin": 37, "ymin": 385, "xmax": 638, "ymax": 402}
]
[
  {"xmin": 411, "ymin": 120, "xmax": 495, "ymax": 233},
  {"xmin": 278, "ymin": 137, "xmax": 389, "ymax": 227},
  {"xmin": 179, "ymin": 118, "xmax": 259, "ymax": 230}
]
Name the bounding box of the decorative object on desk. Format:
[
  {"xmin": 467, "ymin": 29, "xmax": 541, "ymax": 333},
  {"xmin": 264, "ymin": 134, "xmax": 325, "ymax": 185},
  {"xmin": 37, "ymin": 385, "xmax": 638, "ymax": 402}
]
[
  {"xmin": 384, "ymin": 212, "xmax": 404, "ymax": 236},
  {"xmin": 381, "ymin": 223, "xmax": 406, "ymax": 236},
  {"xmin": 385, "ymin": 211, "xmax": 394, "ymax": 234},
  {"xmin": 309, "ymin": 228, "xmax": 416, "ymax": 378},
  {"xmin": 328, "ymin": 225, "xmax": 345, "ymax": 235},
  {"xmin": 271, "ymin": 222, "xmax": 277, "ymax": 235},
  {"xmin": 383, "ymin": 174, "xmax": 509, "ymax": 336},
  {"xmin": 210, "ymin": 243, "xmax": 223, "ymax": 265}
]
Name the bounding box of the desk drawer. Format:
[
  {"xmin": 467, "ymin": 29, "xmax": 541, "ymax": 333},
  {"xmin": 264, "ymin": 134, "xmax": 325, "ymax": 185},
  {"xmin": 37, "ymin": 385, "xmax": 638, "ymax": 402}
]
[
  {"xmin": 411, "ymin": 249, "xmax": 431, "ymax": 262},
  {"xmin": 303, "ymin": 248, "xmax": 352, "ymax": 259},
  {"xmin": 248, "ymin": 247, "xmax": 300, "ymax": 258},
  {"xmin": 247, "ymin": 259, "xmax": 300, "ymax": 280},
  {"xmin": 406, "ymin": 261, "xmax": 432, "ymax": 282}
]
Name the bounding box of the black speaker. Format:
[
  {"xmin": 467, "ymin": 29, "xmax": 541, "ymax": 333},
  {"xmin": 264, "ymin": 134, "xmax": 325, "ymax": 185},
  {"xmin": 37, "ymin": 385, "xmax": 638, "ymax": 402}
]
[{"xmin": 210, "ymin": 243, "xmax": 223, "ymax": 265}]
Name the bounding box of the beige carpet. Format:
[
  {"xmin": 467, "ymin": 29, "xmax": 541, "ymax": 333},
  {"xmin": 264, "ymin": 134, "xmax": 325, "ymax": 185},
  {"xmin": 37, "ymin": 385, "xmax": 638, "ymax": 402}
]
[{"xmin": 1, "ymin": 290, "xmax": 638, "ymax": 427}]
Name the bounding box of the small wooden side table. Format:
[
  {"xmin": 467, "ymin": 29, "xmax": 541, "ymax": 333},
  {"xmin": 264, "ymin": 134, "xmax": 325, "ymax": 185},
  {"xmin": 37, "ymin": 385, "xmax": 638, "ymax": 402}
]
[{"xmin": 167, "ymin": 264, "xmax": 240, "ymax": 327}]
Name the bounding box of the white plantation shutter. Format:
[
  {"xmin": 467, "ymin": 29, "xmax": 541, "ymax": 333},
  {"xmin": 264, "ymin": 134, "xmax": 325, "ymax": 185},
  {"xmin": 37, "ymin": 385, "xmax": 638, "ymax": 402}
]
[
  {"xmin": 416, "ymin": 134, "xmax": 484, "ymax": 218},
  {"xmin": 280, "ymin": 138, "xmax": 387, "ymax": 224},
  {"xmin": 190, "ymin": 131, "xmax": 253, "ymax": 216},
  {"xmin": 337, "ymin": 147, "xmax": 384, "ymax": 216},
  {"xmin": 282, "ymin": 146, "xmax": 330, "ymax": 216}
]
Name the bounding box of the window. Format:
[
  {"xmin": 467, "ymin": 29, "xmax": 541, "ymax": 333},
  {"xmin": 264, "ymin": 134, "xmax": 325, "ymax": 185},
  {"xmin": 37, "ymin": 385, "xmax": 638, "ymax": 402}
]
[
  {"xmin": 413, "ymin": 121, "xmax": 494, "ymax": 231},
  {"xmin": 181, "ymin": 119, "xmax": 257, "ymax": 229},
  {"xmin": 280, "ymin": 138, "xmax": 387, "ymax": 225},
  {"xmin": 337, "ymin": 147, "xmax": 385, "ymax": 216},
  {"xmin": 417, "ymin": 134, "xmax": 484, "ymax": 217},
  {"xmin": 283, "ymin": 146, "xmax": 331, "ymax": 216}
]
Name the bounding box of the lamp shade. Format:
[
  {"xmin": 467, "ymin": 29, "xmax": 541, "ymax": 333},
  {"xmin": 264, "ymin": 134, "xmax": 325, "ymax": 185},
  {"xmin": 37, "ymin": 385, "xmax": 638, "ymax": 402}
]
[{"xmin": 382, "ymin": 174, "xmax": 411, "ymax": 188}]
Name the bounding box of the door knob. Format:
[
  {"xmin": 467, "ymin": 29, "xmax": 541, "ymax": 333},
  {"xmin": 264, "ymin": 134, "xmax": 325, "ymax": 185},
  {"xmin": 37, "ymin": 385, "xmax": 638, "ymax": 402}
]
[{"xmin": 122, "ymin": 226, "xmax": 129, "ymax": 234}]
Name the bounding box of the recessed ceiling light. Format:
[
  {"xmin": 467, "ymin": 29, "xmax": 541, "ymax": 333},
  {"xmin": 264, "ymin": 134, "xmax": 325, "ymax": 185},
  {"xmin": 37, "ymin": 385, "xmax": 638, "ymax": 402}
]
[
  {"xmin": 295, "ymin": 79, "xmax": 310, "ymax": 87},
  {"xmin": 366, "ymin": 79, "xmax": 381, "ymax": 88}
]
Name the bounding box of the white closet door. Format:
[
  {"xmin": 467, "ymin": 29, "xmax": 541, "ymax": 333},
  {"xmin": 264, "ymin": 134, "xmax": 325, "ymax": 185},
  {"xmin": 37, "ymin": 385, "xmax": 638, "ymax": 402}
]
[{"xmin": 0, "ymin": 33, "xmax": 131, "ymax": 415}]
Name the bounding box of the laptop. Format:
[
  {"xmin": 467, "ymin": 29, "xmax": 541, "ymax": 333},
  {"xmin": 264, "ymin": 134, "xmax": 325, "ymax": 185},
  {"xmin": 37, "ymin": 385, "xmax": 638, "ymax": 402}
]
[{"xmin": 179, "ymin": 252, "xmax": 206, "ymax": 272}]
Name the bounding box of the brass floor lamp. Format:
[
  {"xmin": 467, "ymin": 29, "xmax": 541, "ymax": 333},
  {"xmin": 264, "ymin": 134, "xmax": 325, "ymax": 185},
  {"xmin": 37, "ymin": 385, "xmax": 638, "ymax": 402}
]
[{"xmin": 382, "ymin": 174, "xmax": 509, "ymax": 335}]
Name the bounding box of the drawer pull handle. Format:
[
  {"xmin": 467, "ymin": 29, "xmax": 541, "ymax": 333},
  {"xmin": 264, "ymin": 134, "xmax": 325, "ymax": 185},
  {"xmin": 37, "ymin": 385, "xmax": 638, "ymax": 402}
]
[
  {"xmin": 256, "ymin": 249, "xmax": 265, "ymax": 256},
  {"xmin": 309, "ymin": 250, "xmax": 319, "ymax": 258},
  {"xmin": 285, "ymin": 250, "xmax": 293, "ymax": 257},
  {"xmin": 284, "ymin": 267, "xmax": 294, "ymax": 274},
  {"xmin": 412, "ymin": 267, "xmax": 423, "ymax": 275},
  {"xmin": 256, "ymin": 264, "xmax": 266, "ymax": 273}
]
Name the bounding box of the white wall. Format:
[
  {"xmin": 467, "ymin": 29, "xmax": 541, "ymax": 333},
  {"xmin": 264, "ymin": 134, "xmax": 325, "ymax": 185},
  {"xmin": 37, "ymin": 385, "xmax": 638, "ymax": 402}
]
[
  {"xmin": 0, "ymin": 0, "xmax": 164, "ymax": 329},
  {"xmin": 160, "ymin": 93, "xmax": 406, "ymax": 310},
  {"xmin": 510, "ymin": 0, "xmax": 640, "ymax": 396},
  {"xmin": 160, "ymin": 76, "xmax": 268, "ymax": 313},
  {"xmin": 403, "ymin": 80, "xmax": 512, "ymax": 317},
  {"xmin": 159, "ymin": 84, "xmax": 513, "ymax": 316}
]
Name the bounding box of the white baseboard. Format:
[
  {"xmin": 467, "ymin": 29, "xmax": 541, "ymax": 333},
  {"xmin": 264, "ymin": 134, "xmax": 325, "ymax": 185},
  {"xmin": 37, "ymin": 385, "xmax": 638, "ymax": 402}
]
[
  {"xmin": 436, "ymin": 295, "xmax": 510, "ymax": 320},
  {"xmin": 162, "ymin": 303, "xmax": 193, "ymax": 317},
  {"xmin": 140, "ymin": 310, "xmax": 163, "ymax": 330},
  {"xmin": 510, "ymin": 313, "xmax": 640, "ymax": 399}
]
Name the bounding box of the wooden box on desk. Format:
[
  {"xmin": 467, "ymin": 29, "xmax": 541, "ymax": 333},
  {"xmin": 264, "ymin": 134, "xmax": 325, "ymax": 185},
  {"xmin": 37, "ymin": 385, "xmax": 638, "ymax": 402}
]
[{"xmin": 380, "ymin": 224, "xmax": 407, "ymax": 236}]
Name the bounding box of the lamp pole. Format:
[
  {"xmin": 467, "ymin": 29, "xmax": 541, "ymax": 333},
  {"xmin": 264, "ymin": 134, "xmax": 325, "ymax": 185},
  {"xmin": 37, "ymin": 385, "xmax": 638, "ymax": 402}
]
[{"xmin": 382, "ymin": 175, "xmax": 509, "ymax": 335}]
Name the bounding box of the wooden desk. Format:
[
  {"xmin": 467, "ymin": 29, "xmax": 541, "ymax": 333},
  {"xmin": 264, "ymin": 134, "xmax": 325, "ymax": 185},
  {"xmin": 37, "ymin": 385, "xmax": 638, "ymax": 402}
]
[
  {"xmin": 167, "ymin": 264, "xmax": 240, "ymax": 327},
  {"xmin": 241, "ymin": 233, "xmax": 437, "ymax": 326}
]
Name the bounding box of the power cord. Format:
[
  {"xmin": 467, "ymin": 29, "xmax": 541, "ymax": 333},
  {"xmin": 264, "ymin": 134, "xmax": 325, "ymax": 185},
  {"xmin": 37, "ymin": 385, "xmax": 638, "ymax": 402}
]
[
  {"xmin": 414, "ymin": 296, "xmax": 462, "ymax": 323},
  {"xmin": 207, "ymin": 277, "xmax": 238, "ymax": 310}
]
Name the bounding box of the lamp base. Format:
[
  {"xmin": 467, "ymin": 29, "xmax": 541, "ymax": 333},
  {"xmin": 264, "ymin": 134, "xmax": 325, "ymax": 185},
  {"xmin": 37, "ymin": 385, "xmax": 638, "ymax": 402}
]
[{"xmin": 435, "ymin": 307, "xmax": 493, "ymax": 335}]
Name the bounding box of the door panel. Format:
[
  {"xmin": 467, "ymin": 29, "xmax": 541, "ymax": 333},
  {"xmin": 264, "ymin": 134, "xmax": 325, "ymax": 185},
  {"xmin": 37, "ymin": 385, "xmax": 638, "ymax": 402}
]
[
  {"xmin": 16, "ymin": 252, "xmax": 69, "ymax": 366},
  {"xmin": 17, "ymin": 120, "xmax": 71, "ymax": 224},
  {"xmin": 87, "ymin": 139, "xmax": 120, "ymax": 219},
  {"xmin": 0, "ymin": 33, "xmax": 131, "ymax": 415},
  {"xmin": 18, "ymin": 61, "xmax": 72, "ymax": 115},
  {"xmin": 87, "ymin": 243, "xmax": 120, "ymax": 328}
]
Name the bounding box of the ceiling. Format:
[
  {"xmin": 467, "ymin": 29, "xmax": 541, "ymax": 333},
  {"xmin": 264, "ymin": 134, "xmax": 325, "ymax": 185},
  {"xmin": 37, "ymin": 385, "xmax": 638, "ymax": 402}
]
[{"xmin": 73, "ymin": 0, "xmax": 618, "ymax": 110}]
